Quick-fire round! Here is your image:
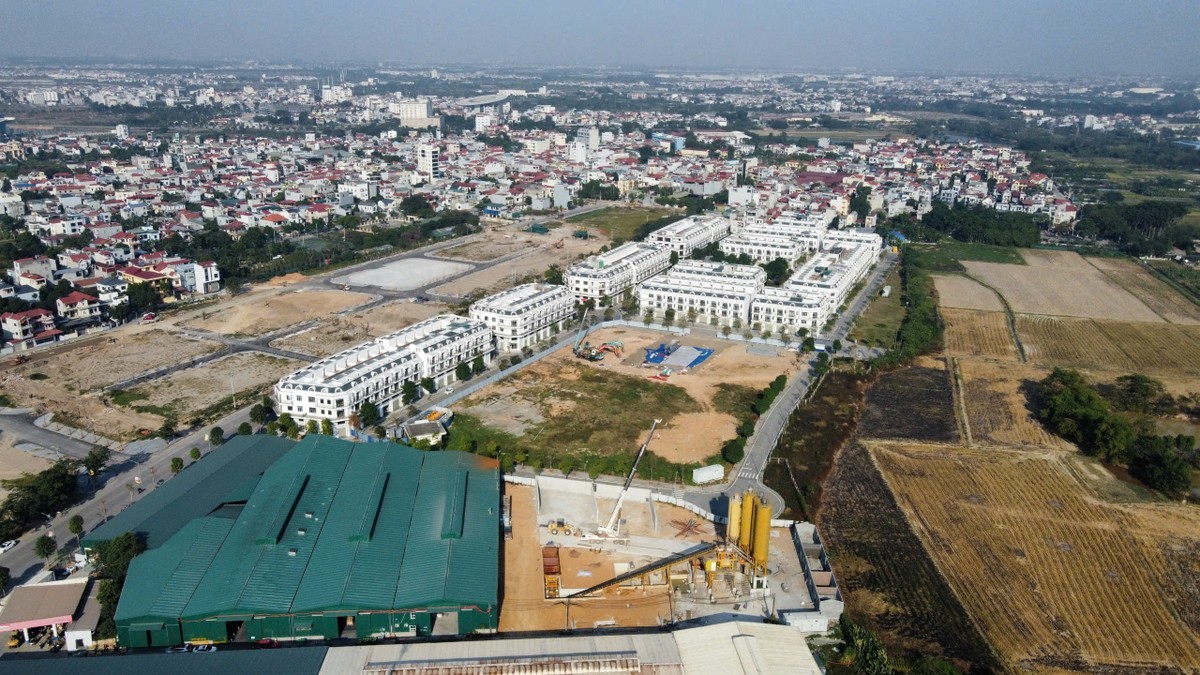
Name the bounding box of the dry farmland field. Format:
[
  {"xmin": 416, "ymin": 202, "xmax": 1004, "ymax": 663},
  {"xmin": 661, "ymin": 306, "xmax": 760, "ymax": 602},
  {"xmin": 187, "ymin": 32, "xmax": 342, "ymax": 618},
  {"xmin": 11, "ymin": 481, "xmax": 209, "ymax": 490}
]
[
  {"xmin": 856, "ymin": 359, "xmax": 959, "ymax": 443},
  {"xmin": 941, "ymin": 308, "xmax": 1021, "ymax": 361},
  {"xmin": 1087, "ymin": 256, "xmax": 1200, "ymax": 325},
  {"xmin": 954, "ymin": 359, "xmax": 1068, "ymax": 449},
  {"xmin": 1016, "ymin": 315, "xmax": 1136, "ymax": 372},
  {"xmin": 964, "ymin": 250, "xmax": 1162, "ymax": 321},
  {"xmin": 1093, "ymin": 320, "xmax": 1200, "ymax": 376},
  {"xmin": 869, "ymin": 442, "xmax": 1200, "ymax": 671},
  {"xmin": 932, "ymin": 274, "xmax": 1004, "ymax": 311}
]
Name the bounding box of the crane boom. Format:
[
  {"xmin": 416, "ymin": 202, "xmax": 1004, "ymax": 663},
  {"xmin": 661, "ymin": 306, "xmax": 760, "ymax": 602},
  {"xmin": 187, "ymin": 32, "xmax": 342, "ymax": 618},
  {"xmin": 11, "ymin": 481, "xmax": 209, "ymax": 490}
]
[{"xmin": 599, "ymin": 418, "xmax": 661, "ymax": 537}]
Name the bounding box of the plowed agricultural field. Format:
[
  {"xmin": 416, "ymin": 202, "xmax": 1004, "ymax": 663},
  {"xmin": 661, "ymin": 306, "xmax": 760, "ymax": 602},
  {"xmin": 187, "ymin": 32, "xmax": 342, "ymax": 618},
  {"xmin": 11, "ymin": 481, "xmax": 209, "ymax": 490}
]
[
  {"xmin": 870, "ymin": 442, "xmax": 1200, "ymax": 671},
  {"xmin": 964, "ymin": 251, "xmax": 1161, "ymax": 321},
  {"xmin": 955, "ymin": 359, "xmax": 1067, "ymax": 448},
  {"xmin": 932, "ymin": 274, "xmax": 1003, "ymax": 311},
  {"xmin": 942, "ymin": 308, "xmax": 1020, "ymax": 360},
  {"xmin": 1087, "ymin": 257, "xmax": 1200, "ymax": 325},
  {"xmin": 1094, "ymin": 320, "xmax": 1200, "ymax": 376},
  {"xmin": 1016, "ymin": 315, "xmax": 1135, "ymax": 371}
]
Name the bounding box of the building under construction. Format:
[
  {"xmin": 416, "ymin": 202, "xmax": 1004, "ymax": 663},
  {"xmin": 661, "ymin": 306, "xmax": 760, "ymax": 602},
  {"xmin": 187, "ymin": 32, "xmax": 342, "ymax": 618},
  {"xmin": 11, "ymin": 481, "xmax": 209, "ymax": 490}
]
[{"xmin": 114, "ymin": 435, "xmax": 500, "ymax": 647}]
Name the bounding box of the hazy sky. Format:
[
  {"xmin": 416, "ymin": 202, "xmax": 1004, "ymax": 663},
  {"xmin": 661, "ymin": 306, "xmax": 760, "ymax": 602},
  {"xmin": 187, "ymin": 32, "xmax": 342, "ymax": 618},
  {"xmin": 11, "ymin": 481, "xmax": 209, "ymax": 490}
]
[{"xmin": 2, "ymin": 0, "xmax": 1198, "ymax": 76}]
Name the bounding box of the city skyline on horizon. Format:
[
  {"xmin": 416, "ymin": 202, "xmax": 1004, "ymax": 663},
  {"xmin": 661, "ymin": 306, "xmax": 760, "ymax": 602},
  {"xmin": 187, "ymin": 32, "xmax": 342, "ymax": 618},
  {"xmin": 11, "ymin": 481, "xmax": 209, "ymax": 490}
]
[{"xmin": 2, "ymin": 0, "xmax": 1198, "ymax": 78}]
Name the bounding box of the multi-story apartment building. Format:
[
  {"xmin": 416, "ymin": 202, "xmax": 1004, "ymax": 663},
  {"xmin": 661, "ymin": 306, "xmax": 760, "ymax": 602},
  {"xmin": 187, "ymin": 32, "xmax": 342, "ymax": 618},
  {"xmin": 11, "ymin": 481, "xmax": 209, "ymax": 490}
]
[
  {"xmin": 785, "ymin": 243, "xmax": 877, "ymax": 311},
  {"xmin": 750, "ymin": 287, "xmax": 826, "ymax": 335},
  {"xmin": 564, "ymin": 242, "xmax": 671, "ymax": 303},
  {"xmin": 417, "ymin": 143, "xmax": 442, "ymax": 180},
  {"xmin": 638, "ymin": 261, "xmax": 765, "ymax": 326},
  {"xmin": 275, "ymin": 315, "xmax": 493, "ymax": 434},
  {"xmin": 644, "ymin": 215, "xmax": 730, "ymax": 256},
  {"xmin": 469, "ymin": 283, "xmax": 575, "ymax": 352},
  {"xmin": 1, "ymin": 308, "xmax": 58, "ymax": 349},
  {"xmin": 718, "ymin": 232, "xmax": 804, "ymax": 264}
]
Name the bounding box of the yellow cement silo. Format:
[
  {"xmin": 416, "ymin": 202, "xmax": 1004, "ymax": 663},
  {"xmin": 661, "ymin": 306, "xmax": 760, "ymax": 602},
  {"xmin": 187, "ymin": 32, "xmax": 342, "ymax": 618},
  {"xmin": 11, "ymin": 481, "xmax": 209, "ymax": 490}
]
[
  {"xmin": 752, "ymin": 498, "xmax": 771, "ymax": 568},
  {"xmin": 738, "ymin": 491, "xmax": 756, "ymax": 552},
  {"xmin": 727, "ymin": 493, "xmax": 742, "ymax": 544}
]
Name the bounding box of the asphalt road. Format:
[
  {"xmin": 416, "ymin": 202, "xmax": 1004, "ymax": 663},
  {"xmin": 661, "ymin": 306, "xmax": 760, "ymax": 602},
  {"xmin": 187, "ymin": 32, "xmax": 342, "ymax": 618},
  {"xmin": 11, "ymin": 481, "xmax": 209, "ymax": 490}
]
[{"xmin": 682, "ymin": 250, "xmax": 899, "ymax": 517}]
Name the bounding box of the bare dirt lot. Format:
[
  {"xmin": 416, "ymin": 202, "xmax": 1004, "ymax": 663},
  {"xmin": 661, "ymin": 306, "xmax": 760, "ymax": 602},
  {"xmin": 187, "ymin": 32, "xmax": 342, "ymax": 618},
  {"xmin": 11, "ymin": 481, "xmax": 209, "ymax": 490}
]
[
  {"xmin": 1086, "ymin": 256, "xmax": 1200, "ymax": 325},
  {"xmin": 125, "ymin": 352, "xmax": 300, "ymax": 423},
  {"xmin": 870, "ymin": 441, "xmax": 1200, "ymax": 671},
  {"xmin": 932, "ymin": 274, "xmax": 1004, "ymax": 311},
  {"xmin": 183, "ymin": 289, "xmax": 373, "ymax": 337},
  {"xmin": 270, "ymin": 299, "xmax": 451, "ymax": 358},
  {"xmin": 964, "ymin": 250, "xmax": 1161, "ymax": 321},
  {"xmin": 434, "ymin": 236, "xmax": 530, "ymax": 262},
  {"xmin": 0, "ymin": 435, "xmax": 53, "ymax": 500},
  {"xmin": 433, "ymin": 232, "xmax": 606, "ymax": 298},
  {"xmin": 460, "ymin": 328, "xmax": 798, "ymax": 464},
  {"xmin": 1, "ymin": 330, "xmax": 221, "ymax": 438}
]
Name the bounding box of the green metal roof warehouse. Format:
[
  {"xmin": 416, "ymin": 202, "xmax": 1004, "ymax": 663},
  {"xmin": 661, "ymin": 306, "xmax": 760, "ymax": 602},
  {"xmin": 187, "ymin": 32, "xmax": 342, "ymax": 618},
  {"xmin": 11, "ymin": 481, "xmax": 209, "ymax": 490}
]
[{"xmin": 114, "ymin": 435, "xmax": 500, "ymax": 648}]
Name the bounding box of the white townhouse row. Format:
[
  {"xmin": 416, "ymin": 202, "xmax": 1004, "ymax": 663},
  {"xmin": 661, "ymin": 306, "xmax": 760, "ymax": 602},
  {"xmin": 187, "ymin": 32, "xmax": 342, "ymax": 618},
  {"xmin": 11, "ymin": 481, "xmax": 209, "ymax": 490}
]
[
  {"xmin": 469, "ymin": 282, "xmax": 575, "ymax": 352},
  {"xmin": 275, "ymin": 315, "xmax": 493, "ymax": 433},
  {"xmin": 644, "ymin": 214, "xmax": 731, "ymax": 256},
  {"xmin": 564, "ymin": 242, "xmax": 671, "ymax": 302},
  {"xmin": 750, "ymin": 286, "xmax": 827, "ymax": 335},
  {"xmin": 721, "ymin": 220, "xmax": 882, "ymax": 264},
  {"xmin": 638, "ymin": 261, "xmax": 766, "ymax": 327},
  {"xmin": 785, "ymin": 243, "xmax": 878, "ymax": 311},
  {"xmin": 719, "ymin": 231, "xmax": 805, "ymax": 264}
]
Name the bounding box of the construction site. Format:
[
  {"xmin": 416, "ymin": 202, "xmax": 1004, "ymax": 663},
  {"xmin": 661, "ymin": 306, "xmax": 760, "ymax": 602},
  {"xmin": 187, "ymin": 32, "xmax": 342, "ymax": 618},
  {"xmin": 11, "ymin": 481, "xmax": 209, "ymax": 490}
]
[{"xmin": 497, "ymin": 422, "xmax": 839, "ymax": 634}]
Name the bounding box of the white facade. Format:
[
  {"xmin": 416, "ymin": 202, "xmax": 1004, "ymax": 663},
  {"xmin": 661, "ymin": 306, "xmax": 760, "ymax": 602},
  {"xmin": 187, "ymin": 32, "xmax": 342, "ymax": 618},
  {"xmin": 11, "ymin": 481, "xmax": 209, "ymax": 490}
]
[
  {"xmin": 751, "ymin": 286, "xmax": 826, "ymax": 335},
  {"xmin": 638, "ymin": 261, "xmax": 764, "ymax": 326},
  {"xmin": 719, "ymin": 232, "xmax": 803, "ymax": 264},
  {"xmin": 470, "ymin": 283, "xmax": 575, "ymax": 352},
  {"xmin": 564, "ymin": 242, "xmax": 671, "ymax": 302},
  {"xmin": 275, "ymin": 315, "xmax": 493, "ymax": 433},
  {"xmin": 417, "ymin": 143, "xmax": 442, "ymax": 179},
  {"xmin": 645, "ymin": 215, "xmax": 731, "ymax": 256},
  {"xmin": 785, "ymin": 242, "xmax": 877, "ymax": 312}
]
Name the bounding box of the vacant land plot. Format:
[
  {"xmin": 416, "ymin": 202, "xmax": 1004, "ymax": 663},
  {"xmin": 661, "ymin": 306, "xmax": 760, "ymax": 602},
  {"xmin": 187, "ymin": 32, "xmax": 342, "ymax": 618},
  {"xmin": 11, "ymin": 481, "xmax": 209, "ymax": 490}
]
[
  {"xmin": 565, "ymin": 206, "xmax": 672, "ymax": 241},
  {"xmin": 434, "ymin": 236, "xmax": 528, "ymax": 262},
  {"xmin": 185, "ymin": 289, "xmax": 372, "ymax": 336},
  {"xmin": 1017, "ymin": 315, "xmax": 1135, "ymax": 372},
  {"xmin": 857, "ymin": 362, "xmax": 958, "ymax": 443},
  {"xmin": 0, "ymin": 436, "xmax": 53, "ymax": 500},
  {"xmin": 433, "ymin": 233, "xmax": 604, "ymax": 297},
  {"xmin": 271, "ymin": 299, "xmax": 450, "ymax": 358},
  {"xmin": 459, "ymin": 327, "xmax": 798, "ymax": 465},
  {"xmin": 932, "ymin": 274, "xmax": 1005, "ymax": 311},
  {"xmin": 849, "ymin": 268, "xmax": 903, "ymax": 348},
  {"xmin": 956, "ymin": 359, "xmax": 1068, "ymax": 448},
  {"xmin": 818, "ymin": 442, "xmax": 999, "ymax": 670},
  {"xmin": 0, "ymin": 330, "xmax": 221, "ymax": 438},
  {"xmin": 871, "ymin": 442, "xmax": 1200, "ymax": 671},
  {"xmin": 941, "ymin": 308, "xmax": 1020, "ymax": 360},
  {"xmin": 1087, "ymin": 257, "xmax": 1200, "ymax": 325},
  {"xmin": 964, "ymin": 250, "xmax": 1161, "ymax": 321},
  {"xmin": 124, "ymin": 352, "xmax": 300, "ymax": 424},
  {"xmin": 1094, "ymin": 320, "xmax": 1200, "ymax": 377},
  {"xmin": 334, "ymin": 259, "xmax": 471, "ymax": 292}
]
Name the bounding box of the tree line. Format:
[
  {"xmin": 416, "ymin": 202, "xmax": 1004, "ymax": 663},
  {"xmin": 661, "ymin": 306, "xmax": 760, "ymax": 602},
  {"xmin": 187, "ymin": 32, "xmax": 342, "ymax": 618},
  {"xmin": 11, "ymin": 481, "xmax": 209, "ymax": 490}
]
[
  {"xmin": 1075, "ymin": 200, "xmax": 1196, "ymax": 256},
  {"xmin": 1037, "ymin": 369, "xmax": 1196, "ymax": 496},
  {"xmin": 893, "ymin": 202, "xmax": 1041, "ymax": 247}
]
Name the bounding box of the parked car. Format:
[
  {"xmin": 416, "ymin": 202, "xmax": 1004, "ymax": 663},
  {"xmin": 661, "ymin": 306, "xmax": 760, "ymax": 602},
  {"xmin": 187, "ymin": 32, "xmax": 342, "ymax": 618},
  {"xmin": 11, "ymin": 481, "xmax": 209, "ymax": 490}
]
[
  {"xmin": 165, "ymin": 645, "xmax": 190, "ymax": 653},
  {"xmin": 192, "ymin": 644, "xmax": 217, "ymax": 653},
  {"xmin": 0, "ymin": 540, "xmax": 17, "ymax": 553},
  {"xmin": 253, "ymin": 638, "xmax": 280, "ymax": 649}
]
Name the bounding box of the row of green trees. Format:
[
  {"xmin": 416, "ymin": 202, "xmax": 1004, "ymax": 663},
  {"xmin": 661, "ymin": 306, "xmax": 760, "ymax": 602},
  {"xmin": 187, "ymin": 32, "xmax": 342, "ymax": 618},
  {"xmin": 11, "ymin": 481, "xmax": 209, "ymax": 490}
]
[
  {"xmin": 1037, "ymin": 369, "xmax": 1196, "ymax": 496},
  {"xmin": 721, "ymin": 375, "xmax": 788, "ymax": 464},
  {"xmin": 876, "ymin": 248, "xmax": 942, "ymax": 365},
  {"xmin": 1075, "ymin": 200, "xmax": 1196, "ymax": 256},
  {"xmin": 898, "ymin": 202, "xmax": 1041, "ymax": 247}
]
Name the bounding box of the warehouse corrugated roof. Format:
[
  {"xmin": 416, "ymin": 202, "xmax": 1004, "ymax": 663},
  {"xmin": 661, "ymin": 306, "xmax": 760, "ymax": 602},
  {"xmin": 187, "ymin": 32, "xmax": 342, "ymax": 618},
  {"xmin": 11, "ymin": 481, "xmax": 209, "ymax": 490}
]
[
  {"xmin": 119, "ymin": 435, "xmax": 498, "ymax": 622},
  {"xmin": 82, "ymin": 435, "xmax": 296, "ymax": 550},
  {"xmin": 114, "ymin": 517, "xmax": 235, "ymax": 625},
  {"xmin": 0, "ymin": 647, "xmax": 328, "ymax": 675}
]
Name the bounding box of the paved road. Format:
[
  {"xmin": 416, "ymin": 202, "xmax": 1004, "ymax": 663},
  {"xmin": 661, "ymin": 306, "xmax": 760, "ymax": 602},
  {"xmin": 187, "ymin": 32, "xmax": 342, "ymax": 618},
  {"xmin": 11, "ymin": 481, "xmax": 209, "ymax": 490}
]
[
  {"xmin": 0, "ymin": 410, "xmax": 97, "ymax": 460},
  {"xmin": 682, "ymin": 250, "xmax": 899, "ymax": 517}
]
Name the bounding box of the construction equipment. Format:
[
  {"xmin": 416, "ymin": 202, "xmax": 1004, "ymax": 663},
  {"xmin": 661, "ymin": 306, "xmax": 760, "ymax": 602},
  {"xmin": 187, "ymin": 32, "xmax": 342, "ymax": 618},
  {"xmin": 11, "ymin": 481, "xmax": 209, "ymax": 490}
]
[
  {"xmin": 542, "ymin": 546, "xmax": 561, "ymax": 599},
  {"xmin": 571, "ymin": 308, "xmax": 607, "ymax": 361},
  {"xmin": 671, "ymin": 518, "xmax": 705, "ymax": 538},
  {"xmin": 546, "ymin": 518, "xmax": 576, "ymax": 536},
  {"xmin": 597, "ymin": 419, "xmax": 661, "ymax": 538}
]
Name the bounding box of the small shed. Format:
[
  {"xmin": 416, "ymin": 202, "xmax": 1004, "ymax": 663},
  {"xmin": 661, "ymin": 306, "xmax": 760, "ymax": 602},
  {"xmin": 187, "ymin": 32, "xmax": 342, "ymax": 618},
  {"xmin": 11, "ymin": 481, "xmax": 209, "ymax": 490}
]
[{"xmin": 0, "ymin": 578, "xmax": 89, "ymax": 642}]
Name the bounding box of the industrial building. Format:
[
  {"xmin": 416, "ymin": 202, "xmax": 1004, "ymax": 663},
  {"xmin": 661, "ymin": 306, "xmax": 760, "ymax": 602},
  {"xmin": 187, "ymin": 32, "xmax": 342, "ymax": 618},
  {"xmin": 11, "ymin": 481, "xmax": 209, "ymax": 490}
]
[
  {"xmin": 275, "ymin": 315, "xmax": 493, "ymax": 434},
  {"xmin": 564, "ymin": 241, "xmax": 671, "ymax": 302},
  {"xmin": 114, "ymin": 434, "xmax": 500, "ymax": 648},
  {"xmin": 644, "ymin": 214, "xmax": 731, "ymax": 256},
  {"xmin": 469, "ymin": 282, "xmax": 575, "ymax": 352}
]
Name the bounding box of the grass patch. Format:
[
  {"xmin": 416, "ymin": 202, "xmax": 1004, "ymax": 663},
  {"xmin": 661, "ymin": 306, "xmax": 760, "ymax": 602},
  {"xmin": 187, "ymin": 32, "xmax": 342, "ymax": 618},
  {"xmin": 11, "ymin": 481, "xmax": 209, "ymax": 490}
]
[
  {"xmin": 712, "ymin": 383, "xmax": 760, "ymax": 428},
  {"xmin": 109, "ymin": 389, "xmax": 148, "ymax": 407},
  {"xmin": 450, "ymin": 362, "xmax": 711, "ymax": 481},
  {"xmin": 28, "ymin": 372, "xmax": 49, "ymax": 381},
  {"xmin": 911, "ymin": 241, "xmax": 1027, "ymax": 272},
  {"xmin": 565, "ymin": 206, "xmax": 671, "ymax": 241},
  {"xmin": 1147, "ymin": 260, "xmax": 1200, "ymax": 304},
  {"xmin": 850, "ymin": 268, "xmax": 904, "ymax": 349},
  {"xmin": 0, "ymin": 393, "xmax": 13, "ymax": 408}
]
